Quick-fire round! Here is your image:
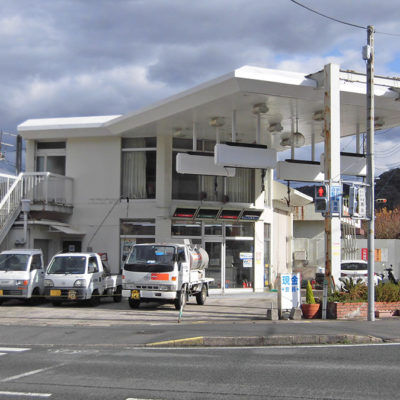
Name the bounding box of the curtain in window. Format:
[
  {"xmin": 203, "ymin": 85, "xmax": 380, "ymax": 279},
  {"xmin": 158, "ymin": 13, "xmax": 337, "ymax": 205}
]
[
  {"xmin": 226, "ymin": 169, "xmax": 253, "ymax": 203},
  {"xmin": 121, "ymin": 151, "xmax": 147, "ymax": 198}
]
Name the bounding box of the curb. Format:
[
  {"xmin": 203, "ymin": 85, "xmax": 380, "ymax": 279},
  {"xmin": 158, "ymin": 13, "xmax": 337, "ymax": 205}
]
[{"xmin": 145, "ymin": 334, "xmax": 383, "ymax": 347}]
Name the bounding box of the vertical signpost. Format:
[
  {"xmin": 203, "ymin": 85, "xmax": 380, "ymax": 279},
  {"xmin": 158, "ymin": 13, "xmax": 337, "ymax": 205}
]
[{"xmin": 278, "ymin": 273, "xmax": 301, "ymax": 318}]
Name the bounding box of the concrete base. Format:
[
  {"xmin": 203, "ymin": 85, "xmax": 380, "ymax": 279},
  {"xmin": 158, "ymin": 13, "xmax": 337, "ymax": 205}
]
[
  {"xmin": 266, "ymin": 308, "xmax": 279, "ymax": 320},
  {"xmin": 290, "ymin": 307, "xmax": 302, "ymax": 320}
]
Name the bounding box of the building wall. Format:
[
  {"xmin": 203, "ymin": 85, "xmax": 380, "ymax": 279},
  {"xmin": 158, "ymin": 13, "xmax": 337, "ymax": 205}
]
[{"xmin": 66, "ymin": 136, "xmax": 122, "ymax": 269}]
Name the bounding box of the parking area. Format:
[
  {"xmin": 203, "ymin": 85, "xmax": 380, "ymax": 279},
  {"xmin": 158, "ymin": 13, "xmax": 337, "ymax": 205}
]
[{"xmin": 0, "ymin": 292, "xmax": 277, "ymax": 327}]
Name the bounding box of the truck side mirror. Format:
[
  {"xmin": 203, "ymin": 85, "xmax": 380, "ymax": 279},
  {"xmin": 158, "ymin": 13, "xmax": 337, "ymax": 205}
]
[{"xmin": 88, "ymin": 265, "xmax": 95, "ymax": 274}]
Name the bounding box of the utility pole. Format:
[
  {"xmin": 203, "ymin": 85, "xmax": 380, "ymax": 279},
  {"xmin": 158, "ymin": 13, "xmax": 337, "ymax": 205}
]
[{"xmin": 365, "ymin": 25, "xmax": 375, "ymax": 321}]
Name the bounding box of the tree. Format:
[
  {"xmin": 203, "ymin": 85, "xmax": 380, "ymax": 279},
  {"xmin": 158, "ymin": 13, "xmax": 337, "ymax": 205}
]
[{"xmin": 373, "ymin": 207, "xmax": 400, "ymax": 239}]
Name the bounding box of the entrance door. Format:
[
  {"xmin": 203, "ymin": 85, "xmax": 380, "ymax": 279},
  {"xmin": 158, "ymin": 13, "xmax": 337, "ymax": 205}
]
[{"xmin": 204, "ymin": 240, "xmax": 224, "ymax": 291}]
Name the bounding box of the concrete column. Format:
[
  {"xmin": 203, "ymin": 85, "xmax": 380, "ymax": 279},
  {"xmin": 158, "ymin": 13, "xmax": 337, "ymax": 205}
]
[
  {"xmin": 155, "ymin": 135, "xmax": 172, "ymax": 241},
  {"xmin": 324, "ymin": 64, "xmax": 341, "ymax": 287}
]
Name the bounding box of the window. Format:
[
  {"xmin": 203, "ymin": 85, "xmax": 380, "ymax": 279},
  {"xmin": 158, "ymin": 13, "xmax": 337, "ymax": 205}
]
[
  {"xmin": 120, "ymin": 219, "xmax": 156, "ymax": 266},
  {"xmin": 121, "ymin": 138, "xmax": 156, "ymax": 199},
  {"xmin": 172, "ymin": 138, "xmax": 254, "ymax": 203},
  {"xmin": 88, "ymin": 257, "xmax": 99, "ymax": 273},
  {"xmin": 30, "ymin": 255, "xmax": 42, "ymax": 270},
  {"xmin": 36, "ymin": 141, "xmax": 66, "ymax": 175}
]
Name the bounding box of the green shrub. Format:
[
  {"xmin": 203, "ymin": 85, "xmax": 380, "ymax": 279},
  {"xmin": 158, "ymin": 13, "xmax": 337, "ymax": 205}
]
[
  {"xmin": 306, "ymin": 280, "xmax": 316, "ymax": 304},
  {"xmin": 375, "ymin": 282, "xmax": 400, "ymax": 302},
  {"xmin": 339, "ymin": 277, "xmax": 368, "ymax": 302}
]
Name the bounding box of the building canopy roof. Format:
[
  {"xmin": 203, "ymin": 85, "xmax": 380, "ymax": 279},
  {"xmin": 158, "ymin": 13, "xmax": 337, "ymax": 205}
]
[{"xmin": 18, "ymin": 65, "xmax": 400, "ymax": 151}]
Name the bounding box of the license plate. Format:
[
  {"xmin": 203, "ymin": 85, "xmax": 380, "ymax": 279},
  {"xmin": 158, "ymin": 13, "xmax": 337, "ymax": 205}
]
[
  {"xmin": 50, "ymin": 289, "xmax": 61, "ymax": 297},
  {"xmin": 0, "ymin": 289, "xmax": 3, "ymax": 296},
  {"xmin": 131, "ymin": 290, "xmax": 140, "ymax": 300},
  {"xmin": 68, "ymin": 290, "xmax": 77, "ymax": 300}
]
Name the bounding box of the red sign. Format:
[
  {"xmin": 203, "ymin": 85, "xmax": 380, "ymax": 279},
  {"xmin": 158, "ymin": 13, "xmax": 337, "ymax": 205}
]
[{"xmin": 361, "ymin": 248, "xmax": 368, "ymax": 261}]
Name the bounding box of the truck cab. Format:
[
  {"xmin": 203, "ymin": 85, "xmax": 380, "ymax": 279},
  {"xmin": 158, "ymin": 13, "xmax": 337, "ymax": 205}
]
[
  {"xmin": 44, "ymin": 252, "xmax": 122, "ymax": 306},
  {"xmin": 0, "ymin": 249, "xmax": 45, "ymax": 304}
]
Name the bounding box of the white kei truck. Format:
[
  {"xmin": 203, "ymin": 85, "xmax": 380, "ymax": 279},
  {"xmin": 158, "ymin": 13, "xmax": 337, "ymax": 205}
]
[
  {"xmin": 0, "ymin": 249, "xmax": 45, "ymax": 305},
  {"xmin": 44, "ymin": 252, "xmax": 122, "ymax": 306},
  {"xmin": 122, "ymin": 242, "xmax": 213, "ymax": 309}
]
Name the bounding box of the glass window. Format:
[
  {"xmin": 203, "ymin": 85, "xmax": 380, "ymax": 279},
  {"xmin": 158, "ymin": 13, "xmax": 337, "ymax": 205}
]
[
  {"xmin": 120, "ymin": 219, "xmax": 155, "ymax": 235},
  {"xmin": 226, "ymin": 168, "xmax": 254, "ymax": 203},
  {"xmin": 204, "ymin": 224, "xmax": 222, "ymax": 236},
  {"xmin": 30, "ymin": 255, "xmax": 42, "ymax": 270},
  {"xmin": 121, "ymin": 138, "xmax": 156, "ymax": 199},
  {"xmin": 37, "ymin": 142, "xmax": 66, "ymax": 150},
  {"xmin": 171, "ymin": 221, "xmax": 201, "ymax": 237},
  {"xmin": 172, "ymin": 138, "xmax": 224, "ymax": 201},
  {"xmin": 122, "ymin": 138, "xmax": 156, "ymax": 149},
  {"xmin": 46, "ymin": 156, "xmax": 66, "ymax": 175},
  {"xmin": 225, "ymin": 223, "xmax": 254, "ymax": 237}
]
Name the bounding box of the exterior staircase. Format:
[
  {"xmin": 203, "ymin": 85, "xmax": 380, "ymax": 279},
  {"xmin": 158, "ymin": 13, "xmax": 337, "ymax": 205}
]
[{"xmin": 0, "ymin": 172, "xmax": 73, "ymax": 245}]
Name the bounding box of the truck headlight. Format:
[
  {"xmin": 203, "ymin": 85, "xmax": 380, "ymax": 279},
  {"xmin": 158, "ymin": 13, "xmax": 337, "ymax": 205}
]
[
  {"xmin": 44, "ymin": 279, "xmax": 54, "ymax": 287},
  {"xmin": 74, "ymin": 279, "xmax": 87, "ymax": 288},
  {"xmin": 16, "ymin": 280, "xmax": 28, "ymax": 286}
]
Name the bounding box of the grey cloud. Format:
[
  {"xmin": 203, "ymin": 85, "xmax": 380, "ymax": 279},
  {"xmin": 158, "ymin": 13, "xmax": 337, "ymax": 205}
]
[{"xmin": 0, "ymin": 0, "xmax": 400, "ymax": 135}]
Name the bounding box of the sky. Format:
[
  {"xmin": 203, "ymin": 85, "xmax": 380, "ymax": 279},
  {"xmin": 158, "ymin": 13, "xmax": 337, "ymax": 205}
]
[{"xmin": 1, "ymin": 0, "xmax": 400, "ymax": 175}]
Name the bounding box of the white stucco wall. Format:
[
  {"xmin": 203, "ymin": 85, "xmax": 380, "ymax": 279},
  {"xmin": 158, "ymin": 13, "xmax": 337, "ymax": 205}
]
[{"xmin": 66, "ymin": 136, "xmax": 122, "ymax": 269}]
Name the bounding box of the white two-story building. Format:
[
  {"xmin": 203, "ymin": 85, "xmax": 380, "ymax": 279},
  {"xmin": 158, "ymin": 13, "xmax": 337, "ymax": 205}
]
[{"xmin": 0, "ymin": 64, "xmax": 399, "ymax": 292}]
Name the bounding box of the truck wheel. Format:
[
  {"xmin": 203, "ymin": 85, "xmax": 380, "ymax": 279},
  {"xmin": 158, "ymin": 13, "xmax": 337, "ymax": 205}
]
[
  {"xmin": 113, "ymin": 286, "xmax": 122, "ymax": 303},
  {"xmin": 29, "ymin": 288, "xmax": 41, "ymax": 305},
  {"xmin": 128, "ymin": 298, "xmax": 140, "ymax": 309},
  {"xmin": 196, "ymin": 284, "xmax": 207, "ymax": 305},
  {"xmin": 174, "ymin": 286, "xmax": 186, "ymax": 310},
  {"xmin": 88, "ymin": 290, "xmax": 100, "ymax": 307}
]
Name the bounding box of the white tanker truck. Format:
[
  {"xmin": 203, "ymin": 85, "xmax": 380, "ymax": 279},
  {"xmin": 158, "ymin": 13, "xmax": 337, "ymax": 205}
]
[{"xmin": 122, "ymin": 242, "xmax": 213, "ymax": 309}]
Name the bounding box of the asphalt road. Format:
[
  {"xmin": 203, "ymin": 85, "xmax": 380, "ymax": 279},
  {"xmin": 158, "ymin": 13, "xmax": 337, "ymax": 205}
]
[{"xmin": 0, "ymin": 342, "xmax": 400, "ymax": 399}]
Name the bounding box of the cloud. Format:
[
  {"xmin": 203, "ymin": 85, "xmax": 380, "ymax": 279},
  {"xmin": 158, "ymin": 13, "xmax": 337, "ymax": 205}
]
[{"xmin": 0, "ymin": 0, "xmax": 399, "ymax": 174}]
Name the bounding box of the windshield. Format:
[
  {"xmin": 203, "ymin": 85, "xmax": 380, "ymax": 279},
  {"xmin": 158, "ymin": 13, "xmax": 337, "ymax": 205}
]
[
  {"xmin": 0, "ymin": 254, "xmax": 30, "ymax": 271},
  {"xmin": 47, "ymin": 256, "xmax": 87, "ymax": 274},
  {"xmin": 124, "ymin": 245, "xmax": 175, "ymax": 272},
  {"xmin": 341, "ymin": 262, "xmax": 367, "ymax": 271}
]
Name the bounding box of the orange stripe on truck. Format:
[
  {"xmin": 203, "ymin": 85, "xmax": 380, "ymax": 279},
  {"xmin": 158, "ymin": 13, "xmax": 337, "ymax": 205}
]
[{"xmin": 151, "ymin": 273, "xmax": 169, "ymax": 281}]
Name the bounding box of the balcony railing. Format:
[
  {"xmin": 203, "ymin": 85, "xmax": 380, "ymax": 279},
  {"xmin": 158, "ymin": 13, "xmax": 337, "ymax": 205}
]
[{"xmin": 22, "ymin": 172, "xmax": 73, "ymax": 206}]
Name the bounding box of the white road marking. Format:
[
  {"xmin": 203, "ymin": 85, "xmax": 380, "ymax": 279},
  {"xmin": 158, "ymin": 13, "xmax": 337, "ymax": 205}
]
[
  {"xmin": 0, "ymin": 391, "xmax": 51, "ymax": 397},
  {"xmin": 0, "ymin": 347, "xmax": 30, "ymax": 352},
  {"xmin": 0, "ymin": 353, "xmax": 6, "ymax": 356},
  {"xmin": 1, "ymin": 366, "xmax": 59, "ymax": 383}
]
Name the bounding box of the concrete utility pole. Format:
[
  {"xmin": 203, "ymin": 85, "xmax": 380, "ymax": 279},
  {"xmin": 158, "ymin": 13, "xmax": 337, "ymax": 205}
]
[{"xmin": 365, "ymin": 25, "xmax": 375, "ymax": 321}]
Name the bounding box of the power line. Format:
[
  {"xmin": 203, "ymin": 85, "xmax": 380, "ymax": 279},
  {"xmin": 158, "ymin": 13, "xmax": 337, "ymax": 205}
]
[
  {"xmin": 289, "ymin": 0, "xmax": 366, "ymax": 30},
  {"xmin": 289, "ymin": 0, "xmax": 400, "ymax": 36}
]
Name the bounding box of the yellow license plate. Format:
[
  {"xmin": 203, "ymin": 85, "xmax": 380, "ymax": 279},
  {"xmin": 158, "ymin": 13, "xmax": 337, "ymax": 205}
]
[
  {"xmin": 0, "ymin": 289, "xmax": 3, "ymax": 296},
  {"xmin": 50, "ymin": 289, "xmax": 61, "ymax": 297},
  {"xmin": 131, "ymin": 290, "xmax": 140, "ymax": 300},
  {"xmin": 68, "ymin": 290, "xmax": 77, "ymax": 300}
]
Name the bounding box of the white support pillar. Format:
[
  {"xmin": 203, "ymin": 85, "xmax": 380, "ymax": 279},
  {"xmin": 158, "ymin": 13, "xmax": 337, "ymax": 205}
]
[
  {"xmin": 323, "ymin": 63, "xmax": 342, "ymax": 294},
  {"xmin": 232, "ymin": 110, "xmax": 237, "ymax": 143}
]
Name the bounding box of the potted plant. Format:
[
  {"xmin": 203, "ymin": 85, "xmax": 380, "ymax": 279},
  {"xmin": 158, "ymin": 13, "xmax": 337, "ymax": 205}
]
[{"xmin": 301, "ymin": 280, "xmax": 321, "ymax": 318}]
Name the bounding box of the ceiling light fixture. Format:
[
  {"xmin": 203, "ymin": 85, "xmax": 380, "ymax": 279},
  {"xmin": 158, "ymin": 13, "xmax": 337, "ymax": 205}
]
[
  {"xmin": 269, "ymin": 122, "xmax": 283, "ymax": 132},
  {"xmin": 312, "ymin": 110, "xmax": 324, "ymax": 121},
  {"xmin": 209, "ymin": 117, "xmax": 225, "ymax": 127},
  {"xmin": 252, "ymin": 103, "xmax": 268, "ymax": 114},
  {"xmin": 280, "ymin": 131, "xmax": 305, "ymax": 148}
]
